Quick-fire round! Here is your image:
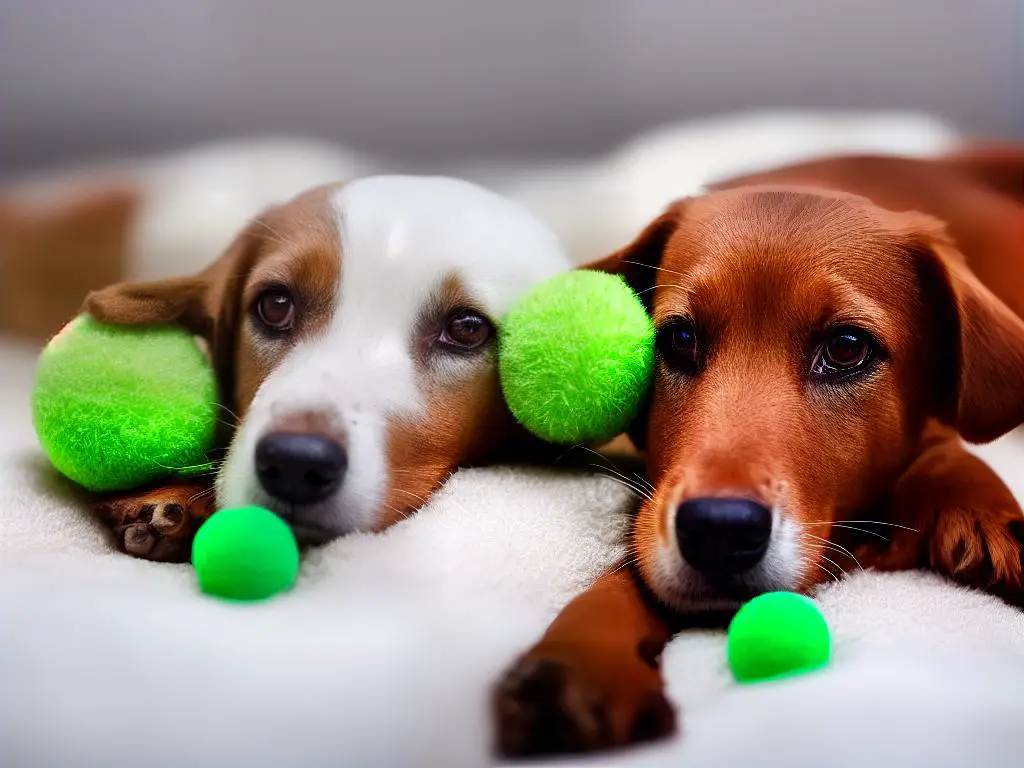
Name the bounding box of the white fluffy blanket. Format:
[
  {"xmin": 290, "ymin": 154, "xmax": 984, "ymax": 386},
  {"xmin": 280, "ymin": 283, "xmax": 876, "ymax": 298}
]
[{"xmin": 2, "ymin": 332, "xmax": 1024, "ymax": 767}]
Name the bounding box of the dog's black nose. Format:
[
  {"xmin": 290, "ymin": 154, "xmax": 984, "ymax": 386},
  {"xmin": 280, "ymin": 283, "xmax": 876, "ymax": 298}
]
[
  {"xmin": 255, "ymin": 432, "xmax": 347, "ymax": 505},
  {"xmin": 675, "ymin": 497, "xmax": 772, "ymax": 575}
]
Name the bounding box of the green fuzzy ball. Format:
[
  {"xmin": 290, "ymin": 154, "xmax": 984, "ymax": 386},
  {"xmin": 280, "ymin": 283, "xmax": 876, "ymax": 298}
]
[
  {"xmin": 192, "ymin": 506, "xmax": 300, "ymax": 601},
  {"xmin": 32, "ymin": 315, "xmax": 218, "ymax": 492},
  {"xmin": 499, "ymin": 270, "xmax": 654, "ymax": 445},
  {"xmin": 727, "ymin": 592, "xmax": 831, "ymax": 683}
]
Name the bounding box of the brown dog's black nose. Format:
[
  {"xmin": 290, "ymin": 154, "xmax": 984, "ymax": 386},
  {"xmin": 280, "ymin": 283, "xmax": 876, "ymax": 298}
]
[
  {"xmin": 255, "ymin": 432, "xmax": 347, "ymax": 505},
  {"xmin": 675, "ymin": 498, "xmax": 772, "ymax": 575}
]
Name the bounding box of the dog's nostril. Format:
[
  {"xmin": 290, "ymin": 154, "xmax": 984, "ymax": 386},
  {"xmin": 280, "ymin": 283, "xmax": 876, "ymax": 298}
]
[
  {"xmin": 255, "ymin": 432, "xmax": 347, "ymax": 505},
  {"xmin": 674, "ymin": 497, "xmax": 773, "ymax": 576}
]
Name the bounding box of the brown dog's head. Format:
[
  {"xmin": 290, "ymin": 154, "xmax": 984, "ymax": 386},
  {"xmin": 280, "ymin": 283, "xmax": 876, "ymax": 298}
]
[
  {"xmin": 592, "ymin": 186, "xmax": 1024, "ymax": 609},
  {"xmin": 85, "ymin": 177, "xmax": 569, "ymax": 543}
]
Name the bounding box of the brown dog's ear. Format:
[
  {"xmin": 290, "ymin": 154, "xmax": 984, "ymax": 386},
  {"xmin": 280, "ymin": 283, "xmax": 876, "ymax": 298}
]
[
  {"xmin": 915, "ymin": 222, "xmax": 1024, "ymax": 443},
  {"xmin": 584, "ymin": 200, "xmax": 686, "ymax": 312}
]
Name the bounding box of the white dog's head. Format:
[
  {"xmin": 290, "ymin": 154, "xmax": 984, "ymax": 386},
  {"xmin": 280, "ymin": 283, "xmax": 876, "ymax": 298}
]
[{"xmin": 87, "ymin": 176, "xmax": 570, "ymax": 543}]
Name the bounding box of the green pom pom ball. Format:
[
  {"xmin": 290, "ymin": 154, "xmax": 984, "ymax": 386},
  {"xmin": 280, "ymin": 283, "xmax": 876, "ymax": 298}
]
[
  {"xmin": 192, "ymin": 506, "xmax": 300, "ymax": 601},
  {"xmin": 727, "ymin": 592, "xmax": 831, "ymax": 683},
  {"xmin": 32, "ymin": 315, "xmax": 218, "ymax": 492},
  {"xmin": 499, "ymin": 270, "xmax": 654, "ymax": 445}
]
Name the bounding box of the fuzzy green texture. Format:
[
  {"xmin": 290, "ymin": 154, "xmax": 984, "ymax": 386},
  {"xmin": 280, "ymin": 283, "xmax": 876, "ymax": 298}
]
[
  {"xmin": 727, "ymin": 592, "xmax": 831, "ymax": 683},
  {"xmin": 192, "ymin": 506, "xmax": 300, "ymax": 601},
  {"xmin": 499, "ymin": 270, "xmax": 654, "ymax": 445},
  {"xmin": 32, "ymin": 315, "xmax": 218, "ymax": 492}
]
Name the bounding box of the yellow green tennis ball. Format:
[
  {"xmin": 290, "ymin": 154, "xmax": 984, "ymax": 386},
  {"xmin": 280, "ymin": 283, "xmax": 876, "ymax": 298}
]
[
  {"xmin": 499, "ymin": 270, "xmax": 654, "ymax": 445},
  {"xmin": 727, "ymin": 592, "xmax": 831, "ymax": 683},
  {"xmin": 192, "ymin": 506, "xmax": 300, "ymax": 601},
  {"xmin": 32, "ymin": 315, "xmax": 218, "ymax": 492}
]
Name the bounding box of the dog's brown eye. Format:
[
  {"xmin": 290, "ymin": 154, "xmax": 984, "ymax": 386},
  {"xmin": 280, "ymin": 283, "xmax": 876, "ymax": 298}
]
[
  {"xmin": 255, "ymin": 289, "xmax": 295, "ymax": 332},
  {"xmin": 812, "ymin": 327, "xmax": 878, "ymax": 381},
  {"xmin": 658, "ymin": 320, "xmax": 699, "ymax": 374},
  {"xmin": 440, "ymin": 310, "xmax": 492, "ymax": 350}
]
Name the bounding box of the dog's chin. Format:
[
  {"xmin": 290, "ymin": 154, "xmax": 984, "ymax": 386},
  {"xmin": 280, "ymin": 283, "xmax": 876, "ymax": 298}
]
[
  {"xmin": 224, "ymin": 484, "xmax": 370, "ymax": 546},
  {"xmin": 659, "ymin": 580, "xmax": 766, "ymax": 614},
  {"xmin": 651, "ymin": 555, "xmax": 799, "ymax": 615},
  {"xmin": 289, "ymin": 522, "xmax": 346, "ymax": 547}
]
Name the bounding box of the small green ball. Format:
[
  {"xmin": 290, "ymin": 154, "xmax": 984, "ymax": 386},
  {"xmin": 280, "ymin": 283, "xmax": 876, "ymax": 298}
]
[
  {"xmin": 192, "ymin": 506, "xmax": 300, "ymax": 601},
  {"xmin": 32, "ymin": 315, "xmax": 218, "ymax": 492},
  {"xmin": 499, "ymin": 270, "xmax": 654, "ymax": 445},
  {"xmin": 727, "ymin": 592, "xmax": 831, "ymax": 683}
]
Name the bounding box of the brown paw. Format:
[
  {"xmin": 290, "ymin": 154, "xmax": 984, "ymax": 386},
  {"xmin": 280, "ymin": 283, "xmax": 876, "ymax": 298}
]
[
  {"xmin": 92, "ymin": 483, "xmax": 216, "ymax": 562},
  {"xmin": 931, "ymin": 508, "xmax": 1024, "ymax": 606},
  {"xmin": 858, "ymin": 508, "xmax": 1024, "ymax": 607},
  {"xmin": 493, "ymin": 653, "xmax": 675, "ymax": 758}
]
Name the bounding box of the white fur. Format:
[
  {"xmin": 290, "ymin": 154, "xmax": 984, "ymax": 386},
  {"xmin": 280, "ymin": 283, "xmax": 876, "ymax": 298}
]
[{"xmin": 217, "ymin": 176, "xmax": 571, "ymax": 536}]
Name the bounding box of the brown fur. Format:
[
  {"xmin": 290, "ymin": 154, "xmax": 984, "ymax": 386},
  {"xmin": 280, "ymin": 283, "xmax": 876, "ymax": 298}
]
[{"xmin": 495, "ymin": 149, "xmax": 1024, "ymax": 757}]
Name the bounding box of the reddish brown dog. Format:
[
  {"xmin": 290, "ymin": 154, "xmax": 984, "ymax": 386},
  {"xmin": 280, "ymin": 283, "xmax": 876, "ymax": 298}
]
[{"xmin": 494, "ymin": 148, "xmax": 1024, "ymax": 756}]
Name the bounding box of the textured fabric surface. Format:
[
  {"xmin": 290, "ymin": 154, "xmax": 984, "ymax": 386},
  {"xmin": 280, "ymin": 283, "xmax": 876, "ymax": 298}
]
[{"xmin": 2, "ymin": 336, "xmax": 1023, "ymax": 767}]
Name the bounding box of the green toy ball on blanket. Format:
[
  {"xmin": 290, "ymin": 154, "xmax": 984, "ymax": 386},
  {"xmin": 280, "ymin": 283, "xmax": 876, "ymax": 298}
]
[
  {"xmin": 192, "ymin": 506, "xmax": 300, "ymax": 601},
  {"xmin": 32, "ymin": 315, "xmax": 218, "ymax": 492},
  {"xmin": 499, "ymin": 270, "xmax": 655, "ymax": 445},
  {"xmin": 727, "ymin": 591, "xmax": 831, "ymax": 683}
]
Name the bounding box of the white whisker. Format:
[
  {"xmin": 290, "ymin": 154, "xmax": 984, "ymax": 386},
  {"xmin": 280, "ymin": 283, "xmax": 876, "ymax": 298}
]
[{"xmin": 802, "ymin": 532, "xmax": 864, "ymax": 571}]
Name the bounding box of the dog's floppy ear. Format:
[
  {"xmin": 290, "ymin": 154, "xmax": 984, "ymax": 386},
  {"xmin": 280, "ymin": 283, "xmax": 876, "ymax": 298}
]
[
  {"xmin": 84, "ymin": 275, "xmax": 210, "ymax": 332},
  {"xmin": 582, "ymin": 201, "xmax": 686, "ymax": 449},
  {"xmin": 84, "ymin": 215, "xmax": 268, "ymax": 410},
  {"xmin": 913, "ymin": 220, "xmax": 1024, "ymax": 443}
]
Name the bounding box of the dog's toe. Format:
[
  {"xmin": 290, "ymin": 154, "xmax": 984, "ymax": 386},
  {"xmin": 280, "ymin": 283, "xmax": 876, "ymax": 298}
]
[
  {"xmin": 121, "ymin": 522, "xmax": 157, "ymax": 558},
  {"xmin": 91, "ymin": 484, "xmax": 214, "ymax": 563}
]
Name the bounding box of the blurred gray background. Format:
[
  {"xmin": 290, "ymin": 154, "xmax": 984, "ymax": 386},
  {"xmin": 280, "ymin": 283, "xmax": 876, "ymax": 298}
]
[{"xmin": 1, "ymin": 0, "xmax": 1021, "ymax": 174}]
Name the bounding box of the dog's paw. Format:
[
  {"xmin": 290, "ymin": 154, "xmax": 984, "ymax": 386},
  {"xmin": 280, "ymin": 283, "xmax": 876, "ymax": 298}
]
[
  {"xmin": 492, "ymin": 652, "xmax": 675, "ymax": 758},
  {"xmin": 92, "ymin": 483, "xmax": 216, "ymax": 562},
  {"xmin": 859, "ymin": 506, "xmax": 1024, "ymax": 607},
  {"xmin": 930, "ymin": 508, "xmax": 1024, "ymax": 606}
]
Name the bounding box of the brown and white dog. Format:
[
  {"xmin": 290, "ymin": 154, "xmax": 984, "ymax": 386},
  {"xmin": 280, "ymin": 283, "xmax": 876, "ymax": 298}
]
[
  {"xmin": 11, "ymin": 173, "xmax": 570, "ymax": 559},
  {"xmin": 494, "ymin": 147, "xmax": 1024, "ymax": 757}
]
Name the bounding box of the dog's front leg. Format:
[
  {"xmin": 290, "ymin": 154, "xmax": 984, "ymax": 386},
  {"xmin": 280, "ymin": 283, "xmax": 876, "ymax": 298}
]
[
  {"xmin": 857, "ymin": 425, "xmax": 1024, "ymax": 607},
  {"xmin": 492, "ymin": 566, "xmax": 676, "ymax": 757}
]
